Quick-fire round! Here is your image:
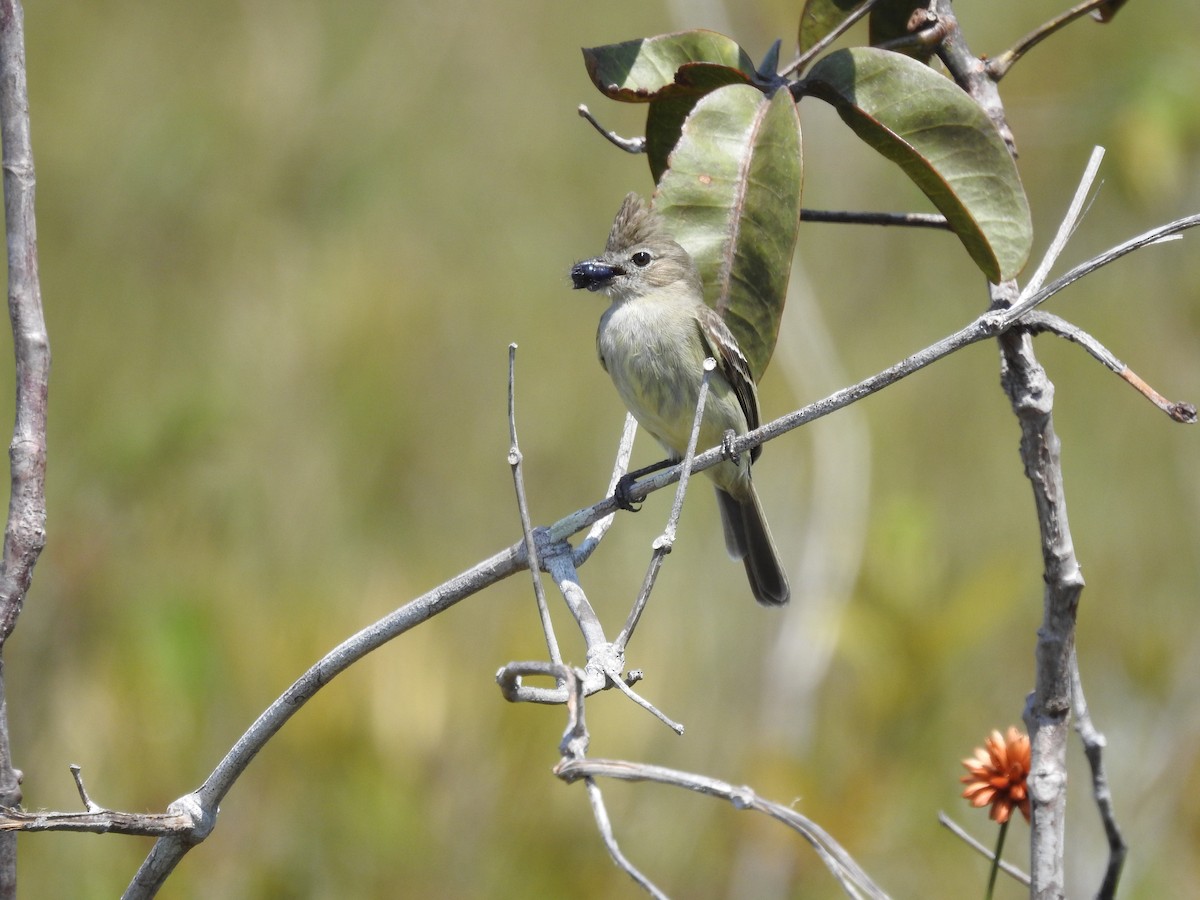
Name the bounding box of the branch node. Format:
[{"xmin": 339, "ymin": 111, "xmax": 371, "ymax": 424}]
[{"xmin": 166, "ymin": 793, "xmax": 215, "ymax": 842}]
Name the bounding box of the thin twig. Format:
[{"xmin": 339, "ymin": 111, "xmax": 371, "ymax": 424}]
[
  {"xmin": 1070, "ymin": 651, "xmax": 1126, "ymax": 899},
  {"xmin": 68, "ymin": 765, "xmax": 101, "ymax": 813},
  {"xmin": 938, "ymin": 812, "xmax": 1032, "ymax": 886},
  {"xmin": 800, "ymin": 208, "xmax": 950, "ymax": 230},
  {"xmin": 0, "ymin": 808, "xmax": 194, "ymax": 837},
  {"xmin": 605, "ymin": 667, "xmax": 683, "ymax": 734},
  {"xmin": 556, "ymin": 756, "xmax": 890, "ymax": 899},
  {"xmin": 783, "ymin": 0, "xmax": 882, "ymax": 78},
  {"xmin": 1021, "ymin": 146, "xmax": 1106, "ymax": 301},
  {"xmin": 987, "ymin": 0, "xmax": 1117, "ymax": 81},
  {"xmin": 1020, "ymin": 312, "xmax": 1197, "ymax": 423},
  {"xmin": 577, "ymin": 105, "xmax": 645, "ymax": 154},
  {"xmin": 1005, "ymin": 212, "xmax": 1200, "ymax": 324},
  {"xmin": 584, "ymin": 778, "xmax": 668, "ymax": 899},
  {"xmin": 616, "ymin": 359, "xmax": 714, "ymax": 651},
  {"xmin": 507, "ymin": 344, "xmax": 562, "ymax": 666},
  {"xmin": 574, "ymin": 412, "xmax": 638, "ymax": 567},
  {"xmin": 552, "ymin": 667, "xmax": 669, "ymax": 897}
]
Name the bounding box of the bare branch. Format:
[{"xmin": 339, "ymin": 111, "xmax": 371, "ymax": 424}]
[
  {"xmin": 1008, "ymin": 212, "xmax": 1200, "ymax": 323},
  {"xmin": 0, "ymin": 0, "xmax": 47, "ymax": 645},
  {"xmin": 556, "ymin": 757, "xmax": 890, "ymax": 898},
  {"xmin": 0, "ymin": 808, "xmax": 194, "ymax": 838},
  {"xmin": 0, "ymin": 1, "xmax": 47, "ymax": 890},
  {"xmin": 506, "ymin": 344, "xmax": 562, "ymax": 666},
  {"xmin": 1070, "ymin": 652, "xmax": 1127, "ymax": 898},
  {"xmin": 1022, "ymin": 146, "xmax": 1105, "ymax": 300},
  {"xmin": 932, "ymin": 4, "xmax": 1083, "ymax": 895},
  {"xmin": 1020, "ymin": 312, "xmax": 1197, "ymax": 423},
  {"xmin": 987, "ymin": 0, "xmax": 1119, "ymax": 81},
  {"xmin": 573, "ymin": 412, "xmax": 638, "ymax": 567},
  {"xmin": 800, "ymin": 209, "xmax": 950, "ymax": 230},
  {"xmin": 577, "ymin": 105, "xmax": 645, "ymax": 154}
]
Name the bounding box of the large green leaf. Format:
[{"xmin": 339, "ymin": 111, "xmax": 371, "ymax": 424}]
[
  {"xmin": 582, "ymin": 31, "xmax": 756, "ymax": 103},
  {"xmin": 654, "ymin": 85, "xmax": 803, "ymax": 381},
  {"xmin": 803, "ymin": 47, "xmax": 1031, "ymax": 282}
]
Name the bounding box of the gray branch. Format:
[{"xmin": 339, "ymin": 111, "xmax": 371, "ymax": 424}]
[{"xmin": 0, "ymin": 1, "xmax": 48, "ymax": 895}]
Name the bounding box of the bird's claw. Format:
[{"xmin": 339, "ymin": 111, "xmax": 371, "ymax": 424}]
[
  {"xmin": 614, "ymin": 473, "xmax": 642, "ymax": 512},
  {"xmin": 721, "ymin": 429, "xmax": 740, "ymax": 464}
]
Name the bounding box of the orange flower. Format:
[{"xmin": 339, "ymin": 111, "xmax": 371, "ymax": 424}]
[{"xmin": 960, "ymin": 726, "xmax": 1031, "ymax": 824}]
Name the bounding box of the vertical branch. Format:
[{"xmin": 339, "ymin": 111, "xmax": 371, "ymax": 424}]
[
  {"xmin": 0, "ymin": 0, "xmax": 47, "ymax": 642},
  {"xmin": 0, "ymin": 0, "xmax": 49, "ymax": 894},
  {"xmin": 999, "ymin": 327, "xmax": 1079, "ymax": 900},
  {"xmin": 933, "ymin": 2, "xmax": 1079, "ymax": 896}
]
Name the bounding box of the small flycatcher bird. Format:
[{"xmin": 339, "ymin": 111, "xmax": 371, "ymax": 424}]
[{"xmin": 570, "ymin": 193, "xmax": 790, "ymax": 606}]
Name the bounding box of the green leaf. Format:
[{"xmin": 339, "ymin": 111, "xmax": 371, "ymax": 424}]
[
  {"xmin": 654, "ymin": 85, "xmax": 803, "ymax": 381},
  {"xmin": 798, "ymin": 0, "xmax": 864, "ymax": 55},
  {"xmin": 582, "ymin": 30, "xmax": 756, "ymax": 103},
  {"xmin": 645, "ymin": 63, "xmax": 756, "ymax": 182},
  {"xmin": 803, "ymin": 47, "xmax": 1031, "ymax": 282}
]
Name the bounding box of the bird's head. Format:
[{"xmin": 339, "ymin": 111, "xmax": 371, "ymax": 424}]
[{"xmin": 570, "ymin": 193, "xmax": 702, "ymax": 302}]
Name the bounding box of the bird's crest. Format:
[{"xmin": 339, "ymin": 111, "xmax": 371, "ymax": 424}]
[{"xmin": 606, "ymin": 193, "xmax": 664, "ymax": 254}]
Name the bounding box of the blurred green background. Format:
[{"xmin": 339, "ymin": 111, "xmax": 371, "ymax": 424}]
[{"xmin": 4, "ymin": 1, "xmax": 1197, "ymax": 897}]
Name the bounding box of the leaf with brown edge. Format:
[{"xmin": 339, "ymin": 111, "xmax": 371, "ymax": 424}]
[
  {"xmin": 582, "ymin": 31, "xmax": 756, "ymax": 103},
  {"xmin": 654, "ymin": 85, "xmax": 803, "ymax": 381},
  {"xmin": 802, "ymin": 47, "xmax": 1031, "ymax": 282}
]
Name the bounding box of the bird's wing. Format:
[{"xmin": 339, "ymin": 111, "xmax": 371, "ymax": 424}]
[{"xmin": 696, "ymin": 305, "xmax": 762, "ymax": 462}]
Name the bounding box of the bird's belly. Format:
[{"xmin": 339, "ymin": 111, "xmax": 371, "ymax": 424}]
[{"xmin": 597, "ymin": 304, "xmax": 748, "ymax": 482}]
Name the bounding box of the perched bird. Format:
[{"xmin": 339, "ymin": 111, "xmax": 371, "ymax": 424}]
[{"xmin": 570, "ymin": 193, "xmax": 790, "ymax": 606}]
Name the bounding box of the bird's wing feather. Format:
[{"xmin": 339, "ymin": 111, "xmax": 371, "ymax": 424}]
[{"xmin": 696, "ymin": 306, "xmax": 762, "ymax": 461}]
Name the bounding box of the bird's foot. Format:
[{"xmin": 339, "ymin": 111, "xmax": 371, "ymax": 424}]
[
  {"xmin": 614, "ymin": 473, "xmax": 642, "ymax": 512},
  {"xmin": 720, "ymin": 429, "xmax": 740, "ymax": 465}
]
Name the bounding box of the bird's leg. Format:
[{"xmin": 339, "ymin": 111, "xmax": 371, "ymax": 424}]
[
  {"xmin": 614, "ymin": 457, "xmax": 675, "ymax": 512},
  {"xmin": 720, "ymin": 429, "xmax": 740, "ymax": 465}
]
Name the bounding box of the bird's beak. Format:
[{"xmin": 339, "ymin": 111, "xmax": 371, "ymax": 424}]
[{"xmin": 570, "ymin": 259, "xmax": 624, "ymax": 292}]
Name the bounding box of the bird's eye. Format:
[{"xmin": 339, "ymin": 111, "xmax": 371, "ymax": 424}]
[{"xmin": 631, "ymin": 251, "xmax": 652, "ymax": 267}]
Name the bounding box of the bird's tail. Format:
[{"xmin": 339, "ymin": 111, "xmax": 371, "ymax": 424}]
[{"xmin": 715, "ymin": 485, "xmax": 791, "ymax": 606}]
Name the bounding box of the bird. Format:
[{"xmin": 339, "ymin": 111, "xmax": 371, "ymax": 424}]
[{"xmin": 570, "ymin": 193, "xmax": 790, "ymax": 606}]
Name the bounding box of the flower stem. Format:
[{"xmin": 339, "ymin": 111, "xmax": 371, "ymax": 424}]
[{"xmin": 986, "ymin": 819, "xmax": 1009, "ymax": 900}]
